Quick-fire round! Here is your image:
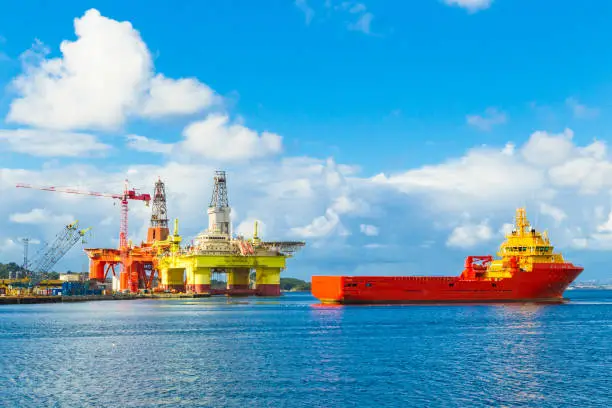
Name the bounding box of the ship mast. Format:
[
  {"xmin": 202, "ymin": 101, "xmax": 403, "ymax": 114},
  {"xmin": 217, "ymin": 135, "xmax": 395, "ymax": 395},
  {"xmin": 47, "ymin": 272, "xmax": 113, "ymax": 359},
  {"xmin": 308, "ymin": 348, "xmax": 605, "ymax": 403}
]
[{"xmin": 515, "ymin": 208, "xmax": 528, "ymax": 236}]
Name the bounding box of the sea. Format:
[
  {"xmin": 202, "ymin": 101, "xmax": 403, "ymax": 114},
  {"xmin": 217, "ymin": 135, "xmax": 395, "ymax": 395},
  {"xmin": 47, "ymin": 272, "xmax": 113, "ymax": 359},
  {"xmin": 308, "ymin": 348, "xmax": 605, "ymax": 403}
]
[{"xmin": 0, "ymin": 290, "xmax": 610, "ymax": 407}]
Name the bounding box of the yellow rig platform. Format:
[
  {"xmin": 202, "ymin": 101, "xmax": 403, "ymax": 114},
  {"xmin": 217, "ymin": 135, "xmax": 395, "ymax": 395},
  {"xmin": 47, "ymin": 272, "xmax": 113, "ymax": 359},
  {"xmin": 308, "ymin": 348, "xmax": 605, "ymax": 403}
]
[
  {"xmin": 156, "ymin": 218, "xmax": 304, "ymax": 296},
  {"xmin": 154, "ymin": 171, "xmax": 305, "ymax": 296}
]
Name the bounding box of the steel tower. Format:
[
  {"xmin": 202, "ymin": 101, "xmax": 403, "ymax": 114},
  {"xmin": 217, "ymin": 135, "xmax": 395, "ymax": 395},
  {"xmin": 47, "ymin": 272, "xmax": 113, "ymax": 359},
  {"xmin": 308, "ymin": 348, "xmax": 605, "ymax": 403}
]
[
  {"xmin": 151, "ymin": 178, "xmax": 168, "ymax": 228},
  {"xmin": 207, "ymin": 171, "xmax": 231, "ymax": 235},
  {"xmin": 147, "ymin": 177, "xmax": 170, "ymax": 242}
]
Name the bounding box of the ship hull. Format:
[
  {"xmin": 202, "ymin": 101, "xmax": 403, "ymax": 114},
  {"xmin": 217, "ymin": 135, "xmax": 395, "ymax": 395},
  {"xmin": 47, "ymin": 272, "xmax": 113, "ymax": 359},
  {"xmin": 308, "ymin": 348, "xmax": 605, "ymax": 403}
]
[{"xmin": 312, "ymin": 263, "xmax": 583, "ymax": 305}]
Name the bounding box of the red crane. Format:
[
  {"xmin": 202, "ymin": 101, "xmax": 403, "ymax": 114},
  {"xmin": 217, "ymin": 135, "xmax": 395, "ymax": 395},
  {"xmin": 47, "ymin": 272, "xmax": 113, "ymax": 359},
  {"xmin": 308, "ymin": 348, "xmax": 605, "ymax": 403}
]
[{"xmin": 16, "ymin": 180, "xmax": 151, "ymax": 288}]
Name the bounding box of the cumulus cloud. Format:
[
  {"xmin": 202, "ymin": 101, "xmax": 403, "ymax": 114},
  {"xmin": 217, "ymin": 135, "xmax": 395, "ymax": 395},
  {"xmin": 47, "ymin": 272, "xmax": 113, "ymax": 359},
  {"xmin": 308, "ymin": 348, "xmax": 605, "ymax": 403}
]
[
  {"xmin": 444, "ymin": 0, "xmax": 493, "ymax": 12},
  {"xmin": 140, "ymin": 74, "xmax": 217, "ymax": 118},
  {"xmin": 126, "ymin": 134, "xmax": 173, "ymax": 154},
  {"xmin": 291, "ymin": 208, "xmax": 342, "ymax": 238},
  {"xmin": 6, "ymin": 9, "xmax": 217, "ymax": 131},
  {"xmin": 0, "ymin": 129, "xmax": 110, "ymax": 157},
  {"xmin": 521, "ymin": 129, "xmax": 575, "ymax": 167},
  {"xmin": 179, "ymin": 114, "xmax": 282, "ymax": 161},
  {"xmin": 466, "ymin": 107, "xmax": 507, "ymax": 131},
  {"xmin": 446, "ymin": 220, "xmax": 493, "ymax": 248},
  {"xmin": 370, "ymin": 143, "xmax": 543, "ymax": 212}
]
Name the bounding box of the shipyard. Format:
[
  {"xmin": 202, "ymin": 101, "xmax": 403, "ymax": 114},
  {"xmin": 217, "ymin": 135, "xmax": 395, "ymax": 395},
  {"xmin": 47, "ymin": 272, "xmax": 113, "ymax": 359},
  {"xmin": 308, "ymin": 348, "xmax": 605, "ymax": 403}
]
[{"xmin": 1, "ymin": 171, "xmax": 305, "ymax": 303}]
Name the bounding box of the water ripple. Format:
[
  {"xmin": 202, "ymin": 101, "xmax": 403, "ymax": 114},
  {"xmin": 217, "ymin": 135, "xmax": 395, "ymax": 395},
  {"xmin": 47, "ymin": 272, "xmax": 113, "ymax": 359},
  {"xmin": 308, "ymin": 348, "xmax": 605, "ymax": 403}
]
[{"xmin": 0, "ymin": 291, "xmax": 610, "ymax": 407}]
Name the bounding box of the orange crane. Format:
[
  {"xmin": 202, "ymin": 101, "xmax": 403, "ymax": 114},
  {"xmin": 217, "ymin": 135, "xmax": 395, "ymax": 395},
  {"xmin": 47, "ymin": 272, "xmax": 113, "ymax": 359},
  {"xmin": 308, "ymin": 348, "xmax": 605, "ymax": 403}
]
[{"xmin": 16, "ymin": 180, "xmax": 151, "ymax": 292}]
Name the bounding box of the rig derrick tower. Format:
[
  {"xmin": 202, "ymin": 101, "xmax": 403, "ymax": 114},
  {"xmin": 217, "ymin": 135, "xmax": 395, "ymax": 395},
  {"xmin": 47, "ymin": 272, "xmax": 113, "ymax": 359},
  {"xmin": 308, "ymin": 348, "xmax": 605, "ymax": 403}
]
[
  {"xmin": 207, "ymin": 171, "xmax": 231, "ymax": 236},
  {"xmin": 148, "ymin": 177, "xmax": 169, "ymax": 242}
]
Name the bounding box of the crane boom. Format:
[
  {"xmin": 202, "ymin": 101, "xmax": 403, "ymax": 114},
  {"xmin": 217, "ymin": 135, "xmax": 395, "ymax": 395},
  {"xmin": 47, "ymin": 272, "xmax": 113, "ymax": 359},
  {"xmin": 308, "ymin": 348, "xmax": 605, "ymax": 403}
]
[
  {"xmin": 15, "ymin": 182, "xmax": 152, "ymax": 202},
  {"xmin": 28, "ymin": 221, "xmax": 92, "ymax": 285}
]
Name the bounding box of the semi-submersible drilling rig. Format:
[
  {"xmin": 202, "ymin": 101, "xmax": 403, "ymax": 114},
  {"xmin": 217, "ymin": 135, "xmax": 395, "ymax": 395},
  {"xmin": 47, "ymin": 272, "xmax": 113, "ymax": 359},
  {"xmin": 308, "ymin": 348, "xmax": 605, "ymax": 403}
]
[{"xmin": 85, "ymin": 171, "xmax": 305, "ymax": 296}]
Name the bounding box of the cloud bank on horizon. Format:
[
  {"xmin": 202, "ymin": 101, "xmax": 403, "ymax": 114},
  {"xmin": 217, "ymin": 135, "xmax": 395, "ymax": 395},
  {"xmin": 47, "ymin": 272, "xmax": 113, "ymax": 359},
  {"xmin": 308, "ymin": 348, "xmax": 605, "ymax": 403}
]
[{"xmin": 0, "ymin": 4, "xmax": 610, "ymax": 281}]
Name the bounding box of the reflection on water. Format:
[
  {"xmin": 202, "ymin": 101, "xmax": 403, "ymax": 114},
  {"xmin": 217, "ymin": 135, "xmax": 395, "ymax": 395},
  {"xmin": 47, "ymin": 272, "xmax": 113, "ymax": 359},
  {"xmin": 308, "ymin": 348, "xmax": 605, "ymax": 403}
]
[
  {"xmin": 0, "ymin": 291, "xmax": 610, "ymax": 407},
  {"xmin": 483, "ymin": 304, "xmax": 548, "ymax": 405}
]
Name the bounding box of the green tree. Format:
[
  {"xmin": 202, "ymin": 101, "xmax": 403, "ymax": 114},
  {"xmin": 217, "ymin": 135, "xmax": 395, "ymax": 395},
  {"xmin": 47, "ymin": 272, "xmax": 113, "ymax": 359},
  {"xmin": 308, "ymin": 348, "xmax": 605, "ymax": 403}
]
[
  {"xmin": 280, "ymin": 277, "xmax": 311, "ymax": 292},
  {"xmin": 0, "ymin": 262, "xmax": 26, "ymax": 279}
]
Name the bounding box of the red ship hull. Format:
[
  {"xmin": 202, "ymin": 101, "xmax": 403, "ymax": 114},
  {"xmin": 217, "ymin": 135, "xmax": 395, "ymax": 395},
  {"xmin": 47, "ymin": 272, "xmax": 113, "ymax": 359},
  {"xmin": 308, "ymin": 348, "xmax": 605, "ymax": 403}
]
[{"xmin": 311, "ymin": 263, "xmax": 583, "ymax": 304}]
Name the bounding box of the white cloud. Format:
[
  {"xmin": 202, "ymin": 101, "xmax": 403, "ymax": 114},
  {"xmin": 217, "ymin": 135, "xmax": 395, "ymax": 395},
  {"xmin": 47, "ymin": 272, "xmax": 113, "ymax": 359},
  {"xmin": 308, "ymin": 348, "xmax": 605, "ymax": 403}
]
[
  {"xmin": 596, "ymin": 212, "xmax": 612, "ymax": 233},
  {"xmin": 540, "ymin": 202, "xmax": 567, "ymax": 224},
  {"xmin": 9, "ymin": 208, "xmax": 74, "ymax": 225},
  {"xmin": 6, "ymin": 9, "xmax": 216, "ymax": 131},
  {"xmin": 371, "ymin": 143, "xmax": 544, "ymax": 212},
  {"xmin": 466, "ymin": 107, "xmax": 507, "ymax": 131},
  {"xmin": 179, "ymin": 114, "xmax": 282, "ymax": 161},
  {"xmin": 295, "ymin": 0, "xmax": 315, "ymax": 25},
  {"xmin": 521, "ymin": 129, "xmax": 574, "ymax": 167},
  {"xmin": 359, "ymin": 224, "xmax": 379, "ymax": 236},
  {"xmin": 500, "ymin": 223, "xmax": 514, "ymax": 236},
  {"xmin": 0, "ymin": 129, "xmax": 110, "ymax": 157},
  {"xmin": 444, "ymin": 0, "xmax": 493, "ymax": 12},
  {"xmin": 140, "ymin": 74, "xmax": 217, "ymax": 118},
  {"xmin": 566, "ymin": 97, "xmax": 599, "ymax": 119},
  {"xmin": 447, "ymin": 220, "xmax": 493, "ymax": 248},
  {"xmin": 291, "ymin": 208, "xmax": 341, "ymax": 238},
  {"xmin": 126, "ymin": 134, "xmax": 173, "ymax": 154}
]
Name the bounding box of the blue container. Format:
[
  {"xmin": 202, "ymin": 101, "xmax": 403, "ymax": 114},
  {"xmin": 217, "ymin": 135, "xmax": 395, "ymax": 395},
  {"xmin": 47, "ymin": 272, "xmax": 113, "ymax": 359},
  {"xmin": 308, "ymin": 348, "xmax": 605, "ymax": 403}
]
[
  {"xmin": 62, "ymin": 281, "xmax": 87, "ymax": 296},
  {"xmin": 51, "ymin": 288, "xmax": 62, "ymax": 296}
]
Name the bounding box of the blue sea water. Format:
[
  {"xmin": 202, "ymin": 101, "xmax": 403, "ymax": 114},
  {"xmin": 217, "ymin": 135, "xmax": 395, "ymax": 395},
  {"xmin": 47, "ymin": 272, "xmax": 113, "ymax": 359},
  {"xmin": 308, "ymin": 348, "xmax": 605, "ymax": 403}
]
[{"xmin": 0, "ymin": 290, "xmax": 611, "ymax": 407}]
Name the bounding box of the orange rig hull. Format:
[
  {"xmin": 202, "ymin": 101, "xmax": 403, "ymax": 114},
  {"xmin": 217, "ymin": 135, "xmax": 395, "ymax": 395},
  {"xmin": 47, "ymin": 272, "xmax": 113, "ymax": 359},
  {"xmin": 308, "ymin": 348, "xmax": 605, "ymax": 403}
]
[{"xmin": 312, "ymin": 263, "xmax": 583, "ymax": 304}]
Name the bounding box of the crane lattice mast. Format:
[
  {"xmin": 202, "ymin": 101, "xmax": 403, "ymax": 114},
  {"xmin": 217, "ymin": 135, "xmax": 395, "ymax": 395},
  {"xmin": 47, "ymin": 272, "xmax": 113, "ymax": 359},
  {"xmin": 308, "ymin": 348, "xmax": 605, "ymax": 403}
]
[
  {"xmin": 30, "ymin": 221, "xmax": 91, "ymax": 275},
  {"xmin": 28, "ymin": 221, "xmax": 92, "ymax": 284}
]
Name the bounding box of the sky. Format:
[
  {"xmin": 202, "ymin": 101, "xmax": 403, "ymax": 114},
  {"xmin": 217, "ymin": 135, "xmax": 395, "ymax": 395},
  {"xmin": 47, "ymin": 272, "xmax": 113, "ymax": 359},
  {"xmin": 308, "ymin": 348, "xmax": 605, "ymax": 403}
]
[{"xmin": 1, "ymin": 0, "xmax": 612, "ymax": 282}]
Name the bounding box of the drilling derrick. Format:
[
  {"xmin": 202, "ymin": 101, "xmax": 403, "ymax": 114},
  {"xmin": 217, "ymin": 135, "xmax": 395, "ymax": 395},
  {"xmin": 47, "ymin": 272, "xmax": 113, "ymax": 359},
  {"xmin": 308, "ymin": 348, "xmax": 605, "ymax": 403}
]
[
  {"xmin": 147, "ymin": 177, "xmax": 169, "ymax": 242},
  {"xmin": 207, "ymin": 170, "xmax": 231, "ymax": 236}
]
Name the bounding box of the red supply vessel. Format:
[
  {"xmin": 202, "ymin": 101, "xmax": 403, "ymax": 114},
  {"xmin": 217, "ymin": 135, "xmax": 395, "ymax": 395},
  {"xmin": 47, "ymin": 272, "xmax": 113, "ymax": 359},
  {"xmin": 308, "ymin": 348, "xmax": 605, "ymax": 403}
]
[{"xmin": 312, "ymin": 208, "xmax": 583, "ymax": 304}]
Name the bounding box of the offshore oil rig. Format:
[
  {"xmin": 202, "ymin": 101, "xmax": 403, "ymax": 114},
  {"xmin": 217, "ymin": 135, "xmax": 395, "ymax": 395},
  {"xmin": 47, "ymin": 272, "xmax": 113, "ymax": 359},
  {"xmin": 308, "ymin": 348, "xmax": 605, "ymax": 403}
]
[{"xmin": 82, "ymin": 171, "xmax": 304, "ymax": 296}]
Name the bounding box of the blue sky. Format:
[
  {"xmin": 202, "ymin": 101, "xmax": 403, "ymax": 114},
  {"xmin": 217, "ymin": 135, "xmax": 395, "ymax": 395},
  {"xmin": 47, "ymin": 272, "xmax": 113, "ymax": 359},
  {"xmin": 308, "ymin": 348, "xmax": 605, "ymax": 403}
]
[{"xmin": 1, "ymin": 0, "xmax": 612, "ymax": 281}]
